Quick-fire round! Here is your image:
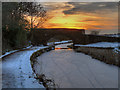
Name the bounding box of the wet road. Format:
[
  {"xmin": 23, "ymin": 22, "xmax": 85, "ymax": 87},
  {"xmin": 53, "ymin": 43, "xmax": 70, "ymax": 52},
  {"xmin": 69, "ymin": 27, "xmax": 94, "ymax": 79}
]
[{"xmin": 34, "ymin": 43, "xmax": 118, "ymax": 88}]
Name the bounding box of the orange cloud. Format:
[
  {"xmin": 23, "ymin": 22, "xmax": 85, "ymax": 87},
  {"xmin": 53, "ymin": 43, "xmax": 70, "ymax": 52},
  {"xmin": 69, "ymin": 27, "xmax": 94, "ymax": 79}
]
[
  {"xmin": 43, "ymin": 8, "xmax": 103, "ymax": 30},
  {"xmin": 25, "ymin": 2, "xmax": 118, "ymax": 34}
]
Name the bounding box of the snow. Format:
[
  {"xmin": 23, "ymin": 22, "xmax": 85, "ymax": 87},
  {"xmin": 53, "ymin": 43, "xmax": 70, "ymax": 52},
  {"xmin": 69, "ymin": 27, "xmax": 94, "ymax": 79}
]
[
  {"xmin": 23, "ymin": 45, "xmax": 33, "ymax": 49},
  {"xmin": 55, "ymin": 43, "xmax": 73, "ymax": 48},
  {"xmin": 34, "ymin": 43, "xmax": 118, "ymax": 88},
  {"xmin": 0, "ymin": 50, "xmax": 19, "ymax": 59},
  {"xmin": 75, "ymin": 42, "xmax": 120, "ymax": 53},
  {"xmin": 75, "ymin": 42, "xmax": 120, "ymax": 48},
  {"xmin": 0, "ymin": 45, "xmax": 34, "ymax": 59},
  {"xmin": 113, "ymin": 47, "xmax": 120, "ymax": 53},
  {"xmin": 2, "ymin": 46, "xmax": 49, "ymax": 88},
  {"xmin": 1, "ymin": 41, "xmax": 119, "ymax": 88},
  {"xmin": 47, "ymin": 42, "xmax": 55, "ymax": 46},
  {"xmin": 104, "ymin": 34, "xmax": 120, "ymax": 37},
  {"xmin": 1, "ymin": 39, "xmax": 72, "ymax": 59},
  {"xmin": 47, "ymin": 40, "xmax": 72, "ymax": 45},
  {"xmin": 98, "ymin": 34, "xmax": 120, "ymax": 38},
  {"xmin": 61, "ymin": 40, "xmax": 72, "ymax": 43}
]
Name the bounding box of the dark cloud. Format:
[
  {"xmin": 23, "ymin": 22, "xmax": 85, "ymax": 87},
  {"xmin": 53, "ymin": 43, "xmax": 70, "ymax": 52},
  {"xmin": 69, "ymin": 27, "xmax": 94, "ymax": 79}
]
[
  {"xmin": 43, "ymin": 2, "xmax": 72, "ymax": 11},
  {"xmin": 63, "ymin": 2, "xmax": 118, "ymax": 15}
]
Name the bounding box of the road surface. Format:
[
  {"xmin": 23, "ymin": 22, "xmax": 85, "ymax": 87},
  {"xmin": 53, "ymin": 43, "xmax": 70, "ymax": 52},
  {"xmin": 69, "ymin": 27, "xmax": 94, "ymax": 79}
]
[{"xmin": 34, "ymin": 43, "xmax": 118, "ymax": 88}]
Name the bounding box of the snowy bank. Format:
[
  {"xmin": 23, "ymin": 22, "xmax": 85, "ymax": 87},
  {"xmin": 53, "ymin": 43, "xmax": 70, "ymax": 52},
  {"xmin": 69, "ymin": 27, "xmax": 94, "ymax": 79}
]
[
  {"xmin": 30, "ymin": 46, "xmax": 56, "ymax": 88},
  {"xmin": 104, "ymin": 34, "xmax": 120, "ymax": 38},
  {"xmin": 0, "ymin": 50, "xmax": 18, "ymax": 58},
  {"xmin": 1, "ymin": 40, "xmax": 72, "ymax": 59},
  {"xmin": 47, "ymin": 40, "xmax": 72, "ymax": 45},
  {"xmin": 74, "ymin": 42, "xmax": 120, "ymax": 48},
  {"xmin": 74, "ymin": 42, "xmax": 120, "ymax": 66},
  {"xmin": 0, "ymin": 45, "xmax": 33, "ymax": 59},
  {"xmin": 74, "ymin": 42, "xmax": 120, "ymax": 54}
]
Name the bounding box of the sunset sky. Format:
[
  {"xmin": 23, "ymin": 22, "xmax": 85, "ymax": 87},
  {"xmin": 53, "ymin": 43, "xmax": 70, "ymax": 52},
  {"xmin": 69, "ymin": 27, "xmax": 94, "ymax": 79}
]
[{"xmin": 30, "ymin": 2, "xmax": 118, "ymax": 34}]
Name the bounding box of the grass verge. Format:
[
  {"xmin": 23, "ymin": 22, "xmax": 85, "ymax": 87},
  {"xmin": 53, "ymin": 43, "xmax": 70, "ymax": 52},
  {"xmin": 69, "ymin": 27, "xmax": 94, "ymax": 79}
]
[{"xmin": 70, "ymin": 45, "xmax": 120, "ymax": 67}]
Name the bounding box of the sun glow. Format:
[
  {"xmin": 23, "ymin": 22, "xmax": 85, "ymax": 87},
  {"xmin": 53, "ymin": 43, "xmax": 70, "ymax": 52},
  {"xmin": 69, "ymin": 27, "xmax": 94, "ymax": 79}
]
[
  {"xmin": 24, "ymin": 2, "xmax": 118, "ymax": 34},
  {"xmin": 43, "ymin": 12, "xmax": 102, "ymax": 30}
]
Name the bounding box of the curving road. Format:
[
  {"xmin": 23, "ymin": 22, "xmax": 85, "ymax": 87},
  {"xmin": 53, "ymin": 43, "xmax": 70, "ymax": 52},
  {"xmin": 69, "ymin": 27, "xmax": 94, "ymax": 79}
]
[
  {"xmin": 2, "ymin": 47, "xmax": 46, "ymax": 88},
  {"xmin": 34, "ymin": 43, "xmax": 118, "ymax": 88}
]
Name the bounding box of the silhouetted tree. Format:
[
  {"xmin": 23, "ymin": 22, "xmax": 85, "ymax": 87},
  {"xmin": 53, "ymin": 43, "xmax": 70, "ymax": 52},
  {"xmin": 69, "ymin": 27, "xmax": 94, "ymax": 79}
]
[
  {"xmin": 18, "ymin": 2, "xmax": 47, "ymax": 29},
  {"xmin": 2, "ymin": 2, "xmax": 47, "ymax": 51},
  {"xmin": 18, "ymin": 2, "xmax": 47, "ymax": 44},
  {"xmin": 2, "ymin": 2, "xmax": 28, "ymax": 53}
]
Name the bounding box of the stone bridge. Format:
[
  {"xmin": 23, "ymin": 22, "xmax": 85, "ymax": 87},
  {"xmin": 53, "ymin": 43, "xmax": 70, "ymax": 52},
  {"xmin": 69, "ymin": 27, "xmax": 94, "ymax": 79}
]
[{"xmin": 31, "ymin": 28, "xmax": 120, "ymax": 46}]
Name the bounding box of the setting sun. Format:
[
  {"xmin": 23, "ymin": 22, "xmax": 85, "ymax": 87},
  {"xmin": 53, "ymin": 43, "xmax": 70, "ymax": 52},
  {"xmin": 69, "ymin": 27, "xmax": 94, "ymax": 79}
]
[
  {"xmin": 43, "ymin": 2, "xmax": 118, "ymax": 34},
  {"xmin": 25, "ymin": 2, "xmax": 118, "ymax": 34}
]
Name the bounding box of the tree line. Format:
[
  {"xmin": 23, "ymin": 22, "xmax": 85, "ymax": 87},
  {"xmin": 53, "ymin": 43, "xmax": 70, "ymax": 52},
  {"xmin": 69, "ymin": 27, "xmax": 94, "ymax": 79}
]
[{"xmin": 2, "ymin": 2, "xmax": 47, "ymax": 54}]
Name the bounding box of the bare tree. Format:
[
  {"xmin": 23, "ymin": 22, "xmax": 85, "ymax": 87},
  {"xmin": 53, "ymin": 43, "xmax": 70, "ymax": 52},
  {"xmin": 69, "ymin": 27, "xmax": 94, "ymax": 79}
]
[
  {"xmin": 18, "ymin": 2, "xmax": 47, "ymax": 30},
  {"xmin": 17, "ymin": 2, "xmax": 47, "ymax": 43}
]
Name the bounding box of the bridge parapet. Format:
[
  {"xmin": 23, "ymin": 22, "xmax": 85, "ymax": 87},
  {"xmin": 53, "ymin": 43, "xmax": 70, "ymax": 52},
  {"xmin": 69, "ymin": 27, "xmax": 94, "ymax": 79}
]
[{"xmin": 31, "ymin": 28, "xmax": 120, "ymax": 46}]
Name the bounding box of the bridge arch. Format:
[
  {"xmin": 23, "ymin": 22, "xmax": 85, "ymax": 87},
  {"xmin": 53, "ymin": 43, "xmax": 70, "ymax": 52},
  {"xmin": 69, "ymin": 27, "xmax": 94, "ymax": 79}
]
[
  {"xmin": 31, "ymin": 28, "xmax": 85, "ymax": 46},
  {"xmin": 47, "ymin": 34, "xmax": 72, "ymax": 42}
]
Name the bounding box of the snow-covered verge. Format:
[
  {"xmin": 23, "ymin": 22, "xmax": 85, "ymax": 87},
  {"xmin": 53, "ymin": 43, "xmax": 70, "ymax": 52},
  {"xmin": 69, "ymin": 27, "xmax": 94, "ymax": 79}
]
[
  {"xmin": 55, "ymin": 40, "xmax": 72, "ymax": 44},
  {"xmin": 1, "ymin": 40, "xmax": 72, "ymax": 59},
  {"xmin": 30, "ymin": 46, "xmax": 56, "ymax": 88},
  {"xmin": 75, "ymin": 42, "xmax": 119, "ymax": 48},
  {"xmin": 0, "ymin": 50, "xmax": 18, "ymax": 59},
  {"xmin": 94, "ymin": 34, "xmax": 120, "ymax": 38},
  {"xmin": 104, "ymin": 34, "xmax": 120, "ymax": 38},
  {"xmin": 74, "ymin": 42, "xmax": 120, "ymax": 66},
  {"xmin": 74, "ymin": 42, "xmax": 120, "ymax": 54},
  {"xmin": 47, "ymin": 40, "xmax": 72, "ymax": 45},
  {"xmin": 2, "ymin": 46, "xmax": 52, "ymax": 88},
  {"xmin": 0, "ymin": 45, "xmax": 33, "ymax": 59}
]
